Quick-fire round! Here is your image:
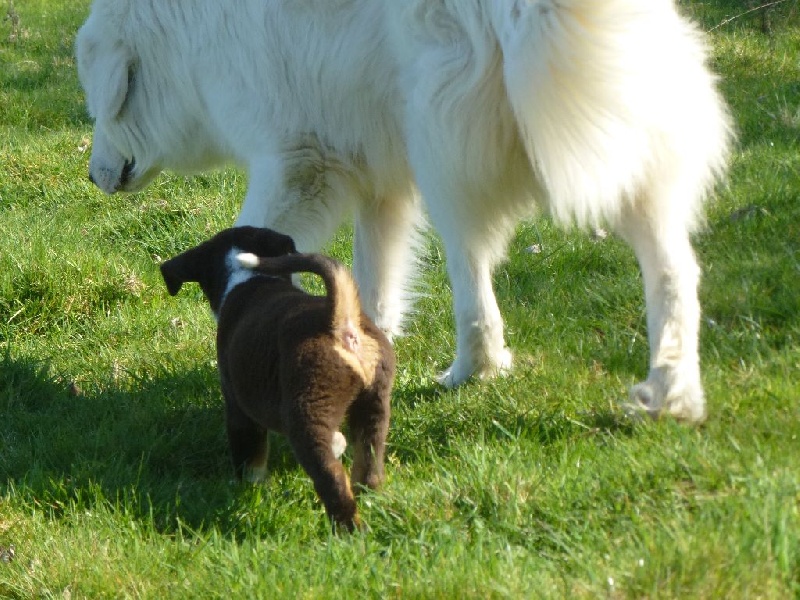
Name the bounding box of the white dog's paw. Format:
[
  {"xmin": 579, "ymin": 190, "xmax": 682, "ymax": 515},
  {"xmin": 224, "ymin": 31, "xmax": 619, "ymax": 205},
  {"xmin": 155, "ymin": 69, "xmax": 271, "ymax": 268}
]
[
  {"xmin": 625, "ymin": 381, "xmax": 663, "ymax": 420},
  {"xmin": 664, "ymin": 384, "xmax": 706, "ymax": 423},
  {"xmin": 436, "ymin": 364, "xmax": 462, "ymax": 389},
  {"xmin": 379, "ymin": 327, "xmax": 395, "ymax": 345},
  {"xmin": 331, "ymin": 431, "xmax": 347, "ymax": 460},
  {"xmin": 370, "ymin": 306, "xmax": 405, "ymax": 344},
  {"xmin": 626, "ymin": 374, "xmax": 706, "ymax": 424},
  {"xmin": 667, "ymin": 398, "xmax": 706, "ymax": 424},
  {"xmin": 437, "ymin": 347, "xmax": 513, "ymax": 388},
  {"xmin": 493, "ymin": 347, "xmax": 514, "ymax": 373}
]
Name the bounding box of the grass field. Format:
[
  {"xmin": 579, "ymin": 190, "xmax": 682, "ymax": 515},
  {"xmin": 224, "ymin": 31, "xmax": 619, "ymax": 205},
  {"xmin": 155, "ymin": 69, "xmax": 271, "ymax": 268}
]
[{"xmin": 1, "ymin": 1, "xmax": 798, "ymax": 597}]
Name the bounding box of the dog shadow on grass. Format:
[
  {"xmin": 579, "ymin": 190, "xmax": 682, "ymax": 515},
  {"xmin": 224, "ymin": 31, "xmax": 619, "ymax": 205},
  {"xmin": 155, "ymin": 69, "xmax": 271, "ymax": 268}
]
[
  {"xmin": 387, "ymin": 370, "xmax": 639, "ymax": 469},
  {"xmin": 0, "ymin": 351, "xmax": 329, "ymax": 537},
  {"xmin": 1, "ymin": 341, "xmax": 640, "ymax": 539}
]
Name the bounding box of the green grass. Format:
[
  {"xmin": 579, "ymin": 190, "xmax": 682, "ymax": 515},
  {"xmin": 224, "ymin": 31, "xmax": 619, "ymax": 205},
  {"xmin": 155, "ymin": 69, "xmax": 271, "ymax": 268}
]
[{"xmin": 1, "ymin": 1, "xmax": 799, "ymax": 597}]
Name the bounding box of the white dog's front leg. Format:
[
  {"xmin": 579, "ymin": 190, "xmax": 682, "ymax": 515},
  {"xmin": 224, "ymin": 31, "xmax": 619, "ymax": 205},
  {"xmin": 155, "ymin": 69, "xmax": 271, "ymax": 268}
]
[
  {"xmin": 353, "ymin": 193, "xmax": 423, "ymax": 339},
  {"xmin": 236, "ymin": 152, "xmax": 352, "ymax": 253},
  {"xmin": 235, "ymin": 156, "xmax": 285, "ymax": 229}
]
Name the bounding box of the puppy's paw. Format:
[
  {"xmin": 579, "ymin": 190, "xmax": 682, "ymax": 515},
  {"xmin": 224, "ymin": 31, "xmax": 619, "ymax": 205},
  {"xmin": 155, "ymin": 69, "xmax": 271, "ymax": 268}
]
[
  {"xmin": 331, "ymin": 431, "xmax": 347, "ymax": 460},
  {"xmin": 332, "ymin": 513, "xmax": 363, "ymax": 534},
  {"xmin": 243, "ymin": 463, "xmax": 268, "ymax": 483}
]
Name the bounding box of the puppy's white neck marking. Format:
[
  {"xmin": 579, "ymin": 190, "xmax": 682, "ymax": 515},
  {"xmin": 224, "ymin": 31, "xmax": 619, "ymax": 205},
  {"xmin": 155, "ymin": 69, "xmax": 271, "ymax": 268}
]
[{"xmin": 218, "ymin": 246, "xmax": 259, "ymax": 317}]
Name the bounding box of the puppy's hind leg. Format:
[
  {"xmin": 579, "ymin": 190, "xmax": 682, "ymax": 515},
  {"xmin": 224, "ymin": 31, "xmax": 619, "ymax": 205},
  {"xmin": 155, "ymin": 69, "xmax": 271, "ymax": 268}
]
[
  {"xmin": 224, "ymin": 391, "xmax": 270, "ymax": 482},
  {"xmin": 284, "ymin": 405, "xmax": 360, "ymax": 532},
  {"xmin": 348, "ymin": 364, "xmax": 393, "ymax": 492}
]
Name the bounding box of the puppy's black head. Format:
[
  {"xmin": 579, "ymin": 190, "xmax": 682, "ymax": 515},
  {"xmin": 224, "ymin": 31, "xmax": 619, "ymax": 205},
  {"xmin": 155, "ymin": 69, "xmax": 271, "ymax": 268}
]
[{"xmin": 160, "ymin": 226, "xmax": 296, "ymax": 315}]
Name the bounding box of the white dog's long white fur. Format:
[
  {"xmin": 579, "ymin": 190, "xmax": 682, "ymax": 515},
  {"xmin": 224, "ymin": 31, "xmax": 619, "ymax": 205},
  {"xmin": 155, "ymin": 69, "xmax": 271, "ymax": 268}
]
[{"xmin": 76, "ymin": 0, "xmax": 731, "ymax": 422}]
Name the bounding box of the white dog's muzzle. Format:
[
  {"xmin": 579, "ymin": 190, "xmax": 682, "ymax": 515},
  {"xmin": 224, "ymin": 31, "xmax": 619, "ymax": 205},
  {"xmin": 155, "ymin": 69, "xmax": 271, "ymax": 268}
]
[
  {"xmin": 87, "ymin": 127, "xmax": 135, "ymax": 194},
  {"xmin": 89, "ymin": 126, "xmax": 132, "ymax": 194}
]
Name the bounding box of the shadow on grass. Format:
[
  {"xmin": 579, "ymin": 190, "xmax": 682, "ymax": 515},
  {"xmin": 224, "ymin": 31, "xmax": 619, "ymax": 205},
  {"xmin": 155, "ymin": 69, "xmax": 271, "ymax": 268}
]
[
  {"xmin": 388, "ymin": 377, "xmax": 638, "ymax": 467},
  {"xmin": 0, "ymin": 351, "xmax": 315, "ymax": 537}
]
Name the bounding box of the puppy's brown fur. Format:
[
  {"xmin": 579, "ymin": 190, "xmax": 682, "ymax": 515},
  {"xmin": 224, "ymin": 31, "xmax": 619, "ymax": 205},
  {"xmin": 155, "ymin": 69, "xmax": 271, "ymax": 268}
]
[{"xmin": 160, "ymin": 227, "xmax": 394, "ymax": 531}]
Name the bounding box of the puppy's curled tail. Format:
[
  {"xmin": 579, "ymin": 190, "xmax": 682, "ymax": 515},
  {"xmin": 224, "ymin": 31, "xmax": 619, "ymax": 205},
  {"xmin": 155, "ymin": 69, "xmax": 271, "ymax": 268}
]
[{"xmin": 236, "ymin": 252, "xmax": 378, "ymax": 383}]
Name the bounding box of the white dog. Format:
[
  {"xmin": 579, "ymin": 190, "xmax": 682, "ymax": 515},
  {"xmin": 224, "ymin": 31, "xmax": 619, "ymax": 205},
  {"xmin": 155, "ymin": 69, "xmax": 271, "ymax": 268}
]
[{"xmin": 76, "ymin": 0, "xmax": 731, "ymax": 422}]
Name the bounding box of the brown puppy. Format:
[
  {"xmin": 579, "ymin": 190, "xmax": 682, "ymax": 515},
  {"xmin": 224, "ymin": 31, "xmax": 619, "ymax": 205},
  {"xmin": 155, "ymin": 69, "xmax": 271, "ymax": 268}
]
[{"xmin": 160, "ymin": 226, "xmax": 395, "ymax": 531}]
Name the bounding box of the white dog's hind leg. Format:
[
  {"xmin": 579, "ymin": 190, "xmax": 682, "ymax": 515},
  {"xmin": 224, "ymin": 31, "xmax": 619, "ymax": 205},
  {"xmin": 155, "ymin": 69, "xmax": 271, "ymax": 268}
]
[
  {"xmin": 617, "ymin": 207, "xmax": 706, "ymax": 423},
  {"xmin": 353, "ymin": 192, "xmax": 423, "ymax": 339},
  {"xmin": 404, "ymin": 121, "xmax": 515, "ymax": 387},
  {"xmin": 435, "ymin": 243, "xmax": 513, "ymax": 388}
]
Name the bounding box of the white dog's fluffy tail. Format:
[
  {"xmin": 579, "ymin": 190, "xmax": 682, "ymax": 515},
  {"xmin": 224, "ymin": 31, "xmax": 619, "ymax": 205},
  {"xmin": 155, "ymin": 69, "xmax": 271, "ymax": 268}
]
[
  {"xmin": 236, "ymin": 252, "xmax": 380, "ymax": 384},
  {"xmin": 491, "ymin": 0, "xmax": 731, "ymax": 228}
]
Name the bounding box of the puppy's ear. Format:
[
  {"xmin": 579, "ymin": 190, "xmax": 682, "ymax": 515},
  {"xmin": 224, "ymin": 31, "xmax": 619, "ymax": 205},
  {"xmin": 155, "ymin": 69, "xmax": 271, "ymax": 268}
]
[
  {"xmin": 250, "ymin": 228, "xmax": 296, "ymax": 256},
  {"xmin": 281, "ymin": 235, "xmax": 297, "ymax": 255},
  {"xmin": 274, "ymin": 231, "xmax": 297, "ymax": 255},
  {"xmin": 160, "ymin": 254, "xmax": 197, "ymax": 296},
  {"xmin": 76, "ymin": 27, "xmax": 133, "ymax": 120}
]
